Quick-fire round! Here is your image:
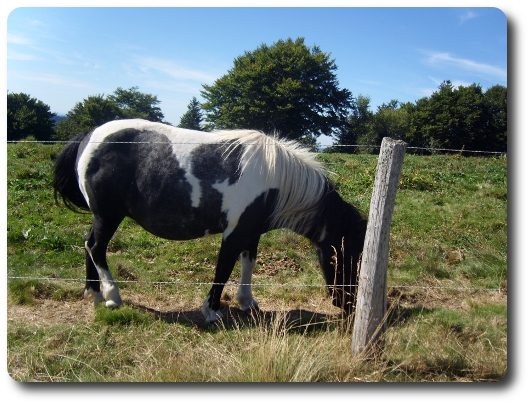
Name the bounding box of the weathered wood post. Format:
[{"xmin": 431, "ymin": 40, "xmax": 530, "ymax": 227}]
[{"xmin": 351, "ymin": 137, "xmax": 406, "ymax": 357}]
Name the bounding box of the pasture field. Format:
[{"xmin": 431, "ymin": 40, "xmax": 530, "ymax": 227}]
[{"xmin": 6, "ymin": 141, "xmax": 507, "ymax": 382}]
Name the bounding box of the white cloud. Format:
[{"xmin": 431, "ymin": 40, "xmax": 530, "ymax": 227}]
[
  {"xmin": 459, "ymin": 10, "xmax": 478, "ymax": 25},
  {"xmin": 131, "ymin": 56, "xmax": 220, "ymax": 84},
  {"xmin": 7, "ymin": 50, "xmax": 36, "ymax": 61},
  {"xmin": 8, "ymin": 71, "xmax": 90, "ymax": 88},
  {"xmin": 423, "ymin": 51, "xmax": 506, "ymax": 81},
  {"xmin": 7, "ymin": 33, "xmax": 32, "ymax": 45}
]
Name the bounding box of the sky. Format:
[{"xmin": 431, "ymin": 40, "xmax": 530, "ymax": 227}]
[{"xmin": 5, "ymin": 5, "xmax": 507, "ymax": 145}]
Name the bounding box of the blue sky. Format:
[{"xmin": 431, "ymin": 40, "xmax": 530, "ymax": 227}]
[{"xmin": 6, "ymin": 6, "xmax": 507, "ymax": 145}]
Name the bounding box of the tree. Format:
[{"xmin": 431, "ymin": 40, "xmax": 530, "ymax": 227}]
[
  {"xmin": 106, "ymin": 86, "xmax": 164, "ymax": 122},
  {"xmin": 178, "ymin": 97, "xmax": 203, "ymax": 130},
  {"xmin": 367, "ymin": 100, "xmax": 410, "ymax": 152},
  {"xmin": 7, "ymin": 92, "xmax": 56, "ymax": 141},
  {"xmin": 333, "ymin": 94, "xmax": 372, "ymax": 153},
  {"xmin": 201, "ymin": 37, "xmax": 352, "ymax": 145},
  {"xmin": 54, "ymin": 87, "xmax": 167, "ymax": 140},
  {"xmin": 54, "ymin": 95, "xmax": 121, "ymax": 140},
  {"xmin": 407, "ymin": 80, "xmax": 485, "ymax": 149},
  {"xmin": 482, "ymin": 84, "xmax": 507, "ymax": 152}
]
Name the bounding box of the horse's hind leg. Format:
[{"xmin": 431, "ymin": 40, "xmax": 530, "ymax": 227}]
[
  {"xmin": 236, "ymin": 235, "xmax": 260, "ymax": 313},
  {"xmin": 84, "ymin": 215, "xmax": 124, "ymax": 308},
  {"xmin": 83, "ymin": 226, "xmax": 104, "ymax": 305}
]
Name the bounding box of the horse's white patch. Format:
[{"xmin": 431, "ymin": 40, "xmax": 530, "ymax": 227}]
[
  {"xmin": 77, "ymin": 119, "xmax": 211, "ymax": 210},
  {"xmin": 236, "ymin": 254, "xmax": 259, "ymax": 311},
  {"xmin": 213, "ymin": 161, "xmax": 272, "ymax": 240},
  {"xmin": 201, "ymin": 295, "xmax": 223, "ymax": 323},
  {"xmin": 84, "ymin": 287, "xmax": 104, "ymax": 306},
  {"xmin": 85, "ymin": 241, "xmax": 123, "ymax": 308}
]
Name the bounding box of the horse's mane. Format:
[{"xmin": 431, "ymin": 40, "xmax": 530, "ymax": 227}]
[{"xmin": 213, "ymin": 130, "xmax": 329, "ymax": 234}]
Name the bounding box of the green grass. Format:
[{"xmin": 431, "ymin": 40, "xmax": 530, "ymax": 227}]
[{"xmin": 6, "ymin": 142, "xmax": 507, "ymax": 382}]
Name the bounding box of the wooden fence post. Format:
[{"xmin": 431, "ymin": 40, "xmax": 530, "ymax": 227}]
[{"xmin": 351, "ymin": 137, "xmax": 407, "ymax": 357}]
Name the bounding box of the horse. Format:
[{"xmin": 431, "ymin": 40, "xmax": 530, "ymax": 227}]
[{"xmin": 53, "ymin": 119, "xmax": 367, "ymax": 323}]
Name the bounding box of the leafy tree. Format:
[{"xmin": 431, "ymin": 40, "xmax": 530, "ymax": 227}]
[
  {"xmin": 333, "ymin": 94, "xmax": 372, "ymax": 153},
  {"xmin": 178, "ymin": 97, "xmax": 203, "ymax": 130},
  {"xmin": 54, "ymin": 87, "xmax": 167, "ymax": 140},
  {"xmin": 404, "ymin": 81, "xmax": 507, "ymax": 153},
  {"xmin": 7, "ymin": 92, "xmax": 56, "ymax": 141},
  {"xmin": 482, "ymin": 84, "xmax": 507, "ymax": 152},
  {"xmin": 54, "ymin": 95, "xmax": 121, "ymax": 140},
  {"xmin": 367, "ymin": 100, "xmax": 410, "ymax": 151},
  {"xmin": 106, "ymin": 86, "xmax": 164, "ymax": 122},
  {"xmin": 201, "ymin": 37, "xmax": 352, "ymax": 145}
]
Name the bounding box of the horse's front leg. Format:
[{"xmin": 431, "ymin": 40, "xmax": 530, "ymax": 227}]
[
  {"xmin": 236, "ymin": 235, "xmax": 260, "ymax": 313},
  {"xmin": 202, "ymin": 240, "xmax": 241, "ymax": 323}
]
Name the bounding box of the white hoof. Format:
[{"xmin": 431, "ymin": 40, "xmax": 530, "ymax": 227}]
[
  {"xmin": 239, "ymin": 297, "xmax": 259, "ymax": 313},
  {"xmin": 102, "ymin": 287, "xmax": 123, "ymax": 308},
  {"xmin": 202, "ymin": 296, "xmax": 223, "ymax": 323},
  {"xmin": 105, "ymin": 299, "xmax": 123, "ymax": 308},
  {"xmin": 204, "ymin": 309, "xmax": 224, "ymax": 323},
  {"xmin": 84, "ymin": 288, "xmax": 105, "ymax": 306}
]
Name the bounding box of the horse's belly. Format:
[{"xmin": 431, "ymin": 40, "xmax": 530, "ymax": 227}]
[{"xmin": 129, "ymin": 203, "xmax": 227, "ymax": 241}]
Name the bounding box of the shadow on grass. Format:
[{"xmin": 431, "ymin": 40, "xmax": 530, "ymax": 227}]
[{"xmin": 125, "ymin": 299, "xmax": 344, "ymax": 333}]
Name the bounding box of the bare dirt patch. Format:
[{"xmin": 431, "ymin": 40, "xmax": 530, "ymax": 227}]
[{"xmin": 7, "ymin": 286, "xmax": 506, "ymax": 329}]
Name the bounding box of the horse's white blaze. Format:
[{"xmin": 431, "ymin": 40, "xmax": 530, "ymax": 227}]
[{"xmin": 236, "ymin": 254, "xmax": 258, "ymax": 311}]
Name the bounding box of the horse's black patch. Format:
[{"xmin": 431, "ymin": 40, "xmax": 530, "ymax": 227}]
[
  {"xmin": 190, "ymin": 142, "xmax": 243, "ymax": 186},
  {"xmin": 84, "ymin": 129, "xmax": 229, "ymax": 240}
]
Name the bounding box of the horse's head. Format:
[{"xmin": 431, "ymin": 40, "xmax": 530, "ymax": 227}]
[{"xmin": 316, "ymin": 206, "xmax": 367, "ymax": 313}]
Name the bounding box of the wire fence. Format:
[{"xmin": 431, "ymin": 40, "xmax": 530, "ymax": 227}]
[
  {"xmin": 6, "ymin": 274, "xmax": 505, "ymax": 294},
  {"xmin": 6, "ymin": 138, "xmax": 507, "ymax": 156},
  {"xmin": 6, "ymin": 137, "xmax": 507, "ymax": 299}
]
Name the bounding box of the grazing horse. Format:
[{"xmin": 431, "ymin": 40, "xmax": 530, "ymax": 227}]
[{"xmin": 53, "ymin": 119, "xmax": 366, "ymax": 323}]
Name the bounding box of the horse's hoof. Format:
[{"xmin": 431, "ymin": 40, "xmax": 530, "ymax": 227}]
[
  {"xmin": 84, "ymin": 289, "xmax": 105, "ymax": 306},
  {"xmin": 204, "ymin": 310, "xmax": 224, "ymax": 323},
  {"xmin": 244, "ymin": 305, "xmax": 260, "ymax": 315},
  {"xmin": 105, "ymin": 299, "xmax": 122, "ymax": 308}
]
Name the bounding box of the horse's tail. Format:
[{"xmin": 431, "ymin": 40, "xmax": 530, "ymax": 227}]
[{"xmin": 53, "ymin": 131, "xmax": 90, "ymax": 213}]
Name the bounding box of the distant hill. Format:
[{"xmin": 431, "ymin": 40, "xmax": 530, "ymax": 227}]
[{"xmin": 52, "ymin": 115, "xmax": 66, "ymax": 125}]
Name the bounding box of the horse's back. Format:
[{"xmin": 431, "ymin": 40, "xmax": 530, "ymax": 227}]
[{"xmin": 76, "ymin": 120, "xmax": 273, "ymax": 240}]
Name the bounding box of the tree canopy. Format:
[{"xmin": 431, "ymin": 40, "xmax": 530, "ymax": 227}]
[
  {"xmin": 178, "ymin": 97, "xmax": 203, "ymax": 130},
  {"xmin": 201, "ymin": 37, "xmax": 352, "ymax": 145},
  {"xmin": 7, "ymin": 92, "xmax": 56, "ymax": 141},
  {"xmin": 54, "ymin": 87, "xmax": 165, "ymax": 140},
  {"xmin": 106, "ymin": 86, "xmax": 164, "ymax": 122}
]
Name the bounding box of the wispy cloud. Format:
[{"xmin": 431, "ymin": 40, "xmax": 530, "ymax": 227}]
[
  {"xmin": 7, "ymin": 50, "xmax": 36, "ymax": 61},
  {"xmin": 458, "ymin": 10, "xmax": 478, "ymax": 25},
  {"xmin": 131, "ymin": 56, "xmax": 220, "ymax": 84},
  {"xmin": 8, "ymin": 71, "xmax": 90, "ymax": 88},
  {"xmin": 359, "ymin": 79, "xmax": 383, "ymax": 86},
  {"xmin": 7, "ymin": 33, "xmax": 32, "ymax": 45},
  {"xmin": 422, "ymin": 51, "xmax": 506, "ymax": 81}
]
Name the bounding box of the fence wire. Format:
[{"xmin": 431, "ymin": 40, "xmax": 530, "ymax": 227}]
[
  {"xmin": 6, "ymin": 275, "xmax": 504, "ymax": 293},
  {"xmin": 6, "ymin": 139, "xmax": 507, "ymax": 155}
]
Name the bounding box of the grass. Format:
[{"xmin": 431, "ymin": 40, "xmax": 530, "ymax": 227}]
[{"xmin": 6, "ymin": 141, "xmax": 507, "ymax": 382}]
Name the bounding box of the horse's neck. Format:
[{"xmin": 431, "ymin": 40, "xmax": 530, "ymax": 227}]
[{"xmin": 303, "ymin": 189, "xmax": 347, "ymax": 243}]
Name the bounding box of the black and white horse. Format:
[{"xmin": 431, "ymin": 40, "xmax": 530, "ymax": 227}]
[{"xmin": 53, "ymin": 119, "xmax": 366, "ymax": 323}]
